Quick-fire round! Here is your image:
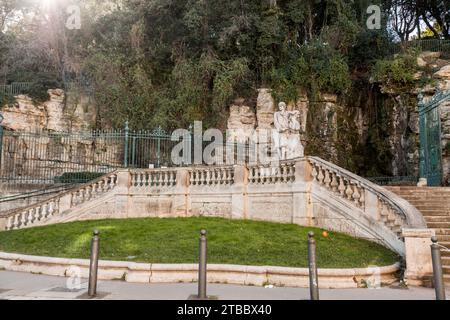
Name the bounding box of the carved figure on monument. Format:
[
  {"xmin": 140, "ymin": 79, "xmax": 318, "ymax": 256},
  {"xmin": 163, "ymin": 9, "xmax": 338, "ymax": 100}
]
[{"xmin": 273, "ymin": 102, "xmax": 304, "ymax": 160}]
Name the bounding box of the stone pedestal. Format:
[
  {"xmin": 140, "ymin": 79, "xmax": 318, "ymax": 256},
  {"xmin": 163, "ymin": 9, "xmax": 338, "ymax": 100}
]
[
  {"xmin": 58, "ymin": 193, "xmax": 73, "ymax": 214},
  {"xmin": 292, "ymin": 159, "xmax": 311, "ymax": 225},
  {"xmin": 402, "ymin": 228, "xmax": 435, "ymax": 286},
  {"xmin": 231, "ymin": 165, "xmax": 248, "ymax": 219},
  {"xmin": 172, "ymin": 169, "xmax": 189, "ymax": 216}
]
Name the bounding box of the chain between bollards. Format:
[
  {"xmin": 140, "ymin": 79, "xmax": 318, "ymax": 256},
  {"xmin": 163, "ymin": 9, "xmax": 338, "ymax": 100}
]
[
  {"xmin": 88, "ymin": 230, "xmax": 100, "ymax": 297},
  {"xmin": 308, "ymin": 231, "xmax": 319, "ymax": 300},
  {"xmin": 431, "ymin": 236, "xmax": 446, "ymax": 300},
  {"xmin": 198, "ymin": 229, "xmax": 207, "ymax": 299}
]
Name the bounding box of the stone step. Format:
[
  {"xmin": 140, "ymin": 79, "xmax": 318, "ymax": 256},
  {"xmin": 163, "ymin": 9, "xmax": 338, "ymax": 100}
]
[
  {"xmin": 420, "ymin": 210, "xmax": 450, "ymax": 217},
  {"xmin": 391, "ymin": 192, "xmax": 450, "ymax": 196},
  {"xmin": 442, "ymin": 250, "xmax": 450, "ymax": 257},
  {"xmin": 438, "ymin": 242, "xmax": 450, "ymax": 249},
  {"xmin": 434, "ymin": 229, "xmax": 450, "ymax": 236},
  {"xmin": 409, "ymin": 206, "xmax": 450, "ymax": 214},
  {"xmin": 424, "ymin": 216, "xmax": 450, "ymax": 223},
  {"xmin": 437, "ymin": 235, "xmax": 450, "ymax": 242},
  {"xmin": 443, "ymin": 257, "xmax": 450, "ymax": 266},
  {"xmin": 444, "ymin": 274, "xmax": 450, "ymax": 284},
  {"xmin": 427, "ymin": 222, "xmax": 450, "ymax": 229},
  {"xmin": 387, "ymin": 187, "xmax": 450, "ymax": 192}
]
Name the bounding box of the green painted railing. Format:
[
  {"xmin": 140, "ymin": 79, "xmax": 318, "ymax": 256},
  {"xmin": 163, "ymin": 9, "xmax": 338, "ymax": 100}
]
[
  {"xmin": 389, "ymin": 39, "xmax": 450, "ymax": 55},
  {"xmin": 0, "ymin": 82, "xmax": 31, "ymax": 96},
  {"xmin": 366, "ymin": 176, "xmax": 419, "ymax": 186}
]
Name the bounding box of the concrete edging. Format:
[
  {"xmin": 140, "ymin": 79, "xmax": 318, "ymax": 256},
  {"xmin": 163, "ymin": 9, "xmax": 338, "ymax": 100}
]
[{"xmin": 0, "ymin": 252, "xmax": 401, "ymax": 289}]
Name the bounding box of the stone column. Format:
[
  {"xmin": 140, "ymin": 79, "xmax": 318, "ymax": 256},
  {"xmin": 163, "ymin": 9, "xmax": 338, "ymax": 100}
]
[
  {"xmin": 292, "ymin": 158, "xmax": 312, "ymax": 226},
  {"xmin": 231, "ymin": 165, "xmax": 248, "ymax": 219},
  {"xmin": 402, "ymin": 228, "xmax": 435, "ymax": 286},
  {"xmin": 172, "ymin": 168, "xmax": 189, "ymax": 216}
]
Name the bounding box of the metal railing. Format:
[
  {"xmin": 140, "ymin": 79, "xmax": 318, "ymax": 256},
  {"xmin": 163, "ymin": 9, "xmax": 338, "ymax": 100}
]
[
  {"xmin": 389, "ymin": 39, "xmax": 450, "ymax": 56},
  {"xmin": 366, "ymin": 176, "xmax": 419, "ymax": 186},
  {"xmin": 0, "ymin": 82, "xmax": 31, "ymax": 96}
]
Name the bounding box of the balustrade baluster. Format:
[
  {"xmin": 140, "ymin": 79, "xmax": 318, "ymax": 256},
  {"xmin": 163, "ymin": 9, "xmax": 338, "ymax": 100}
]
[
  {"xmin": 41, "ymin": 203, "xmax": 49, "ymax": 219},
  {"xmin": 6, "ymin": 216, "xmax": 13, "ymax": 230},
  {"xmin": 338, "ymin": 175, "xmax": 346, "ymax": 196},
  {"xmin": 311, "ymin": 164, "xmax": 318, "ymax": 182},
  {"xmin": 317, "ymin": 166, "xmax": 324, "ymax": 185},
  {"xmin": 324, "ymin": 169, "xmax": 331, "ymax": 189},
  {"xmin": 352, "ymin": 183, "xmax": 361, "ymax": 206},
  {"xmin": 20, "ymin": 211, "xmax": 27, "ymax": 227},
  {"xmin": 27, "ymin": 208, "xmax": 34, "ymax": 224},
  {"xmin": 345, "ymin": 181, "xmax": 354, "ymax": 200},
  {"xmin": 13, "ymin": 214, "xmax": 20, "ymax": 229},
  {"xmin": 330, "ymin": 172, "xmax": 338, "ymax": 192}
]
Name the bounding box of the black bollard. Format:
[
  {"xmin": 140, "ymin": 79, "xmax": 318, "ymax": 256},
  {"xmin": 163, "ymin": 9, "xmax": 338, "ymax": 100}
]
[
  {"xmin": 431, "ymin": 236, "xmax": 446, "ymax": 300},
  {"xmin": 308, "ymin": 231, "xmax": 319, "ymax": 300},
  {"xmin": 198, "ymin": 229, "xmax": 207, "ymax": 299},
  {"xmin": 88, "ymin": 230, "xmax": 100, "ymax": 297}
]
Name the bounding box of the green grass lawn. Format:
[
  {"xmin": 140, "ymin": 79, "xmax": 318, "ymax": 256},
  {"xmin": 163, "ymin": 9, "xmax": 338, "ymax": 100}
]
[{"xmin": 0, "ymin": 217, "xmax": 399, "ymax": 268}]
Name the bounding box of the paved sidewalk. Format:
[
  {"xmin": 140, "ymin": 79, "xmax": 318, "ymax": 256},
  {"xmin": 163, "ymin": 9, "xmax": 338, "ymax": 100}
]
[{"xmin": 0, "ymin": 270, "xmax": 448, "ymax": 300}]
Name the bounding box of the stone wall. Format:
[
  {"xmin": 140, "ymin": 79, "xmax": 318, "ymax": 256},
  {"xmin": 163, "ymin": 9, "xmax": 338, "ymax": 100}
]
[{"xmin": 1, "ymin": 89, "xmax": 96, "ymax": 132}]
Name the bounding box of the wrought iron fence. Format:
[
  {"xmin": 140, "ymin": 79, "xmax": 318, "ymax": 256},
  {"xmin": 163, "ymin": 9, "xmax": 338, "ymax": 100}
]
[
  {"xmin": 0, "ymin": 121, "xmax": 262, "ymax": 184},
  {"xmin": 389, "ymin": 39, "xmax": 450, "ymax": 56},
  {"xmin": 0, "ymin": 82, "xmax": 31, "ymax": 96},
  {"xmin": 366, "ymin": 176, "xmax": 419, "ymax": 186}
]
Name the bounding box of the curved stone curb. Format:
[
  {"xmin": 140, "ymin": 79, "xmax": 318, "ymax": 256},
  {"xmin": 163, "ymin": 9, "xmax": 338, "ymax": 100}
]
[{"xmin": 0, "ymin": 252, "xmax": 400, "ymax": 289}]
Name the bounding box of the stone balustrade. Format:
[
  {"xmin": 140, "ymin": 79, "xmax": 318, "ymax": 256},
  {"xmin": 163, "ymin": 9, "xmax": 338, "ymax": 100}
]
[
  {"xmin": 307, "ymin": 157, "xmax": 416, "ymax": 237},
  {"xmin": 0, "ymin": 157, "xmax": 433, "ymax": 285},
  {"xmin": 189, "ymin": 167, "xmax": 234, "ymax": 186},
  {"xmin": 2, "ymin": 172, "xmax": 118, "ymax": 230},
  {"xmin": 248, "ymin": 161, "xmax": 295, "ymax": 185},
  {"xmin": 130, "ymin": 169, "xmax": 177, "ymax": 188}
]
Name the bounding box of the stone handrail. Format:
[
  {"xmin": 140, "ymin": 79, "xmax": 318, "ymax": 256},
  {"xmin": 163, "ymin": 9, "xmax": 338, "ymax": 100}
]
[
  {"xmin": 307, "ymin": 157, "xmax": 427, "ymax": 230},
  {"xmin": 2, "ymin": 171, "xmax": 118, "ymax": 230},
  {"xmin": 130, "ymin": 169, "xmax": 177, "ymax": 188},
  {"xmin": 189, "ymin": 166, "xmax": 234, "ymax": 186},
  {"xmin": 248, "ymin": 160, "xmax": 296, "ymax": 184}
]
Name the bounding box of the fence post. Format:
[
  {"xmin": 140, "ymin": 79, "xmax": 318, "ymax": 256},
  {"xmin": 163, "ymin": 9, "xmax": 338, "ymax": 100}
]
[
  {"xmin": 156, "ymin": 126, "xmax": 162, "ymax": 168},
  {"xmin": 308, "ymin": 231, "xmax": 319, "ymax": 300},
  {"xmin": 198, "ymin": 229, "xmax": 207, "ymax": 299},
  {"xmin": 88, "ymin": 230, "xmax": 100, "ymax": 297},
  {"xmin": 0, "ymin": 112, "xmax": 3, "ymax": 172},
  {"xmin": 431, "ymin": 236, "xmax": 446, "ymax": 300},
  {"xmin": 124, "ymin": 121, "xmax": 129, "ymax": 168}
]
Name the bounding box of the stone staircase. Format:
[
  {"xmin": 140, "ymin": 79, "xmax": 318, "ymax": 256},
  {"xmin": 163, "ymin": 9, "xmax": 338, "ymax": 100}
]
[{"xmin": 387, "ymin": 187, "xmax": 450, "ymax": 285}]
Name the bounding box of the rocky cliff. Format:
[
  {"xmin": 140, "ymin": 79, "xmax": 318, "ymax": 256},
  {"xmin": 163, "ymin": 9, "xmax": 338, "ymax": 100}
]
[{"xmin": 226, "ymin": 52, "xmax": 450, "ymax": 183}]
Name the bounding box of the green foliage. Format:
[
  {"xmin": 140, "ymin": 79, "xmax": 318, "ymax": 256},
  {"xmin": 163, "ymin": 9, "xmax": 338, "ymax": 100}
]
[
  {"xmin": 25, "ymin": 73, "xmax": 63, "ymax": 103},
  {"xmin": 55, "ymin": 172, "xmax": 104, "ymax": 184},
  {"xmin": 372, "ymin": 52, "xmax": 419, "ymax": 91},
  {"xmin": 0, "ymin": 217, "xmax": 399, "ymax": 268}
]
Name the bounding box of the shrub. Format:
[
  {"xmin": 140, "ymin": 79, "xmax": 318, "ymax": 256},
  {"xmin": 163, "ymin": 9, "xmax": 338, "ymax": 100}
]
[{"xmin": 55, "ymin": 172, "xmax": 104, "ymax": 184}]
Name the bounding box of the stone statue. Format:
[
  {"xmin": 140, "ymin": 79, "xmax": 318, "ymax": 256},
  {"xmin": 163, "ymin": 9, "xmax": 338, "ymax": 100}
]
[{"xmin": 273, "ymin": 102, "xmax": 304, "ymax": 160}]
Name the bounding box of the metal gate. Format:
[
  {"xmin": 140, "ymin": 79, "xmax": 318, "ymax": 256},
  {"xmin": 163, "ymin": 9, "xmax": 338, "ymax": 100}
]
[{"xmin": 418, "ymin": 90, "xmax": 450, "ymax": 186}]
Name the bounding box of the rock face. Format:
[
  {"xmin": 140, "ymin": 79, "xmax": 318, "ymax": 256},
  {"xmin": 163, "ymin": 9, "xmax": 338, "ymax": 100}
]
[
  {"xmin": 256, "ymin": 88, "xmax": 276, "ymax": 129},
  {"xmin": 224, "ymin": 52, "xmax": 450, "ymax": 184},
  {"xmin": 1, "ymin": 89, "xmax": 95, "ymax": 132}
]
